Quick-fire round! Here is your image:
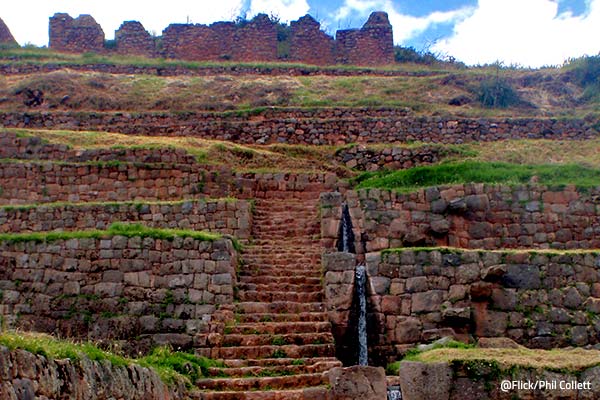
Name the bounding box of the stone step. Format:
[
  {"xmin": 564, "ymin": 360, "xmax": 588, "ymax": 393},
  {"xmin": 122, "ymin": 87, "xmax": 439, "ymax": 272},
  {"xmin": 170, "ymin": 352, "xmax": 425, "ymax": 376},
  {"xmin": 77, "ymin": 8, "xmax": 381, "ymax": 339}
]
[
  {"xmin": 196, "ymin": 386, "xmax": 329, "ymax": 400},
  {"xmin": 238, "ymin": 270, "xmax": 322, "ymax": 279},
  {"xmin": 220, "ymin": 357, "xmax": 339, "ymax": 368},
  {"xmin": 246, "ymin": 240, "xmax": 319, "ymax": 245},
  {"xmin": 237, "ymin": 291, "xmax": 323, "ymax": 303},
  {"xmin": 227, "ymin": 321, "xmax": 331, "ymax": 335},
  {"xmin": 222, "ymin": 332, "xmax": 333, "ymax": 347},
  {"xmin": 207, "ymin": 360, "xmax": 341, "ymax": 377},
  {"xmin": 208, "ymin": 343, "xmax": 335, "ymax": 360},
  {"xmin": 237, "ymin": 283, "xmax": 323, "ymax": 293},
  {"xmin": 238, "ymin": 276, "xmax": 322, "ymax": 285},
  {"xmin": 196, "ymin": 372, "xmax": 327, "ymax": 391},
  {"xmin": 235, "ymin": 302, "xmax": 325, "ymax": 315},
  {"xmin": 236, "ymin": 312, "xmax": 328, "ymax": 323}
]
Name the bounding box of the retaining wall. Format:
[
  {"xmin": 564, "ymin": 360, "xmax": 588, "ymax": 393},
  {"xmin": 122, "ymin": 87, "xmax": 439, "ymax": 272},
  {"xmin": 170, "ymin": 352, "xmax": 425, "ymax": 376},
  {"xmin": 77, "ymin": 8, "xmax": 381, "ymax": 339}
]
[
  {"xmin": 320, "ymin": 185, "xmax": 600, "ymax": 253},
  {"xmin": 0, "ymin": 235, "xmax": 237, "ymax": 354},
  {"xmin": 0, "ymin": 111, "xmax": 595, "ymax": 144},
  {"xmin": 0, "ymin": 199, "xmax": 252, "ymax": 239},
  {"xmin": 324, "ymin": 249, "xmax": 600, "ymax": 364}
]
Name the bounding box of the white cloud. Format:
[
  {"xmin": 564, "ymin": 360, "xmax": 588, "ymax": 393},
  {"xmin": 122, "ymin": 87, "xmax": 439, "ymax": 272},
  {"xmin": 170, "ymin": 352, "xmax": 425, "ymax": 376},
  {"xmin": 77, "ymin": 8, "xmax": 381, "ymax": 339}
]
[
  {"xmin": 2, "ymin": 0, "xmax": 245, "ymax": 45},
  {"xmin": 332, "ymin": 0, "xmax": 472, "ymax": 45},
  {"xmin": 433, "ymin": 0, "xmax": 600, "ymax": 67},
  {"xmin": 247, "ymin": 0, "xmax": 310, "ymax": 21}
]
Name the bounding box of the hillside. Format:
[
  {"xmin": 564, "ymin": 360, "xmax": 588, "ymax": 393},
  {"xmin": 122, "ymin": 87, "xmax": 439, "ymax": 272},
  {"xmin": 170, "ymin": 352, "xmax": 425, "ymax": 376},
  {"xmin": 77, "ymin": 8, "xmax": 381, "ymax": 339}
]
[{"xmin": 2, "ymin": 47, "xmax": 600, "ymax": 400}]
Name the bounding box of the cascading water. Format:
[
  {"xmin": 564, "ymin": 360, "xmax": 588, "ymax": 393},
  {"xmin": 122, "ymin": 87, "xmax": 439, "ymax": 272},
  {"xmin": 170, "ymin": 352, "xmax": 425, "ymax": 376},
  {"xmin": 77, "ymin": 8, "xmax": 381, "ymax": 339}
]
[
  {"xmin": 336, "ymin": 202, "xmax": 402, "ymax": 398},
  {"xmin": 337, "ymin": 203, "xmax": 356, "ymax": 254},
  {"xmin": 355, "ymin": 264, "xmax": 368, "ymax": 366}
]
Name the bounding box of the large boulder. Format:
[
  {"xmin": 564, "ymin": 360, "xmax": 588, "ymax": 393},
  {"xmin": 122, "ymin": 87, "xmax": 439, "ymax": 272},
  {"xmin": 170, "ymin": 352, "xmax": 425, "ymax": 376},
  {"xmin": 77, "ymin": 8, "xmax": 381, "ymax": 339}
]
[
  {"xmin": 399, "ymin": 361, "xmax": 452, "ymax": 400},
  {"xmin": 328, "ymin": 365, "xmax": 387, "ymax": 400}
]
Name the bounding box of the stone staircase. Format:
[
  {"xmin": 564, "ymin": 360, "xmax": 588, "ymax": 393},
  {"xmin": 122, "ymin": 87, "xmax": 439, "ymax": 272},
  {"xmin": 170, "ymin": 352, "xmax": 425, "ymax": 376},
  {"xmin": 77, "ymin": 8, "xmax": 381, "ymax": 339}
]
[{"xmin": 196, "ymin": 197, "xmax": 341, "ymax": 399}]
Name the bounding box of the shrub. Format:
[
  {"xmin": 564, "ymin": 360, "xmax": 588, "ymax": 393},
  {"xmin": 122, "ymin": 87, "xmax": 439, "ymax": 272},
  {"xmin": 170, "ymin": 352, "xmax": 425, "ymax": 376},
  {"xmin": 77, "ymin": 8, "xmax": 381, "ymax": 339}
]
[
  {"xmin": 565, "ymin": 55, "xmax": 600, "ymax": 102},
  {"xmin": 477, "ymin": 78, "xmax": 522, "ymax": 108}
]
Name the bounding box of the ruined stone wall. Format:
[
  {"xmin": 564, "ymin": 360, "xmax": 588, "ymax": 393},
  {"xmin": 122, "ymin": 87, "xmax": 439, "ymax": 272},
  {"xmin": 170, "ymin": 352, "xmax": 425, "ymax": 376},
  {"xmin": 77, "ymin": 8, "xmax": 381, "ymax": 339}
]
[
  {"xmin": 0, "ymin": 235, "xmax": 237, "ymax": 353},
  {"xmin": 0, "ymin": 199, "xmax": 252, "ymax": 239},
  {"xmin": 49, "ymin": 13, "xmax": 105, "ymax": 53},
  {"xmin": 320, "ymin": 185, "xmax": 600, "ymax": 253},
  {"xmin": 336, "ymin": 12, "xmax": 394, "ymax": 66},
  {"xmin": 161, "ymin": 15, "xmax": 276, "ymax": 62},
  {"xmin": 1, "ymin": 111, "xmax": 595, "ymax": 144},
  {"xmin": 0, "ymin": 17, "xmax": 17, "ymax": 46},
  {"xmin": 0, "ymin": 346, "xmax": 184, "ymax": 400},
  {"xmin": 324, "ymin": 249, "xmax": 600, "ymax": 364},
  {"xmin": 290, "ymin": 15, "xmax": 335, "ymax": 65},
  {"xmin": 232, "ymin": 14, "xmax": 277, "ymax": 62},
  {"xmin": 115, "ymin": 21, "xmax": 155, "ymax": 57},
  {"xmin": 162, "ymin": 23, "xmax": 235, "ymax": 61},
  {"xmin": 46, "ymin": 11, "xmax": 392, "ymax": 65}
]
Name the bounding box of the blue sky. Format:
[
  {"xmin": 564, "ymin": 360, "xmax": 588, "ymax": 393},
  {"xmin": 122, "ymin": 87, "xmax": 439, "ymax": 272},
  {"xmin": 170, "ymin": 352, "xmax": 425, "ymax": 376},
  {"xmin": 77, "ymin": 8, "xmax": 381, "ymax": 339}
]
[{"xmin": 3, "ymin": 0, "xmax": 600, "ymax": 67}]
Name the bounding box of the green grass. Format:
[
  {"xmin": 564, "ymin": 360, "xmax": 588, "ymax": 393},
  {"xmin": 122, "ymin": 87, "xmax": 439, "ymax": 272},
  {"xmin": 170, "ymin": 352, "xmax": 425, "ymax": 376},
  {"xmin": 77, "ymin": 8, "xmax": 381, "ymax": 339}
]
[
  {"xmin": 0, "ymin": 330, "xmax": 220, "ymax": 386},
  {"xmin": 137, "ymin": 346, "xmax": 222, "ymax": 385},
  {"xmin": 0, "ymin": 222, "xmax": 221, "ymax": 244},
  {"xmin": 0, "ymin": 197, "xmax": 239, "ymax": 212},
  {"xmin": 353, "ymin": 161, "xmax": 600, "ymax": 192},
  {"xmin": 386, "ymin": 340, "xmax": 474, "ymax": 375}
]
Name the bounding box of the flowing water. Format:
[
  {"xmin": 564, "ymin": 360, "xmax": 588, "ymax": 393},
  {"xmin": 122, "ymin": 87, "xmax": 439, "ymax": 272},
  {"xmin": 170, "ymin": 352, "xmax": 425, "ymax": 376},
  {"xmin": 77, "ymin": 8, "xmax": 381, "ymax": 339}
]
[
  {"xmin": 337, "ymin": 203, "xmax": 355, "ymax": 254},
  {"xmin": 355, "ymin": 264, "xmax": 368, "ymax": 366}
]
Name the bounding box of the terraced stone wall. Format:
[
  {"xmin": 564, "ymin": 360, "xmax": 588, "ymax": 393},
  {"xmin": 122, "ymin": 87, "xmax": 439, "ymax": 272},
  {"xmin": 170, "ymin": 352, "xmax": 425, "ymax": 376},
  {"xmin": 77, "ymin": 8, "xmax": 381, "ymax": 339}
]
[
  {"xmin": 0, "ymin": 235, "xmax": 237, "ymax": 354},
  {"xmin": 0, "ymin": 199, "xmax": 252, "ymax": 239},
  {"xmin": 324, "ymin": 249, "xmax": 600, "ymax": 365},
  {"xmin": 0, "ymin": 111, "xmax": 595, "ymax": 144},
  {"xmin": 335, "ymin": 144, "xmax": 459, "ymax": 171},
  {"xmin": 0, "ymin": 159, "xmax": 338, "ymax": 205},
  {"xmin": 320, "ymin": 185, "xmax": 600, "ymax": 253}
]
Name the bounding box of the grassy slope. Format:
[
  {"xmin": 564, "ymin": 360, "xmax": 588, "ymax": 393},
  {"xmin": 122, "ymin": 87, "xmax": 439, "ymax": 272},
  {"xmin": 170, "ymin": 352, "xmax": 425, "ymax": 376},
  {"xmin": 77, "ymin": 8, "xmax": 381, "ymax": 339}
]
[
  {"xmin": 9, "ymin": 128, "xmax": 600, "ymax": 178},
  {"xmin": 0, "ymin": 47, "xmax": 593, "ymax": 118},
  {"xmin": 0, "ymin": 222, "xmax": 221, "ymax": 244},
  {"xmin": 353, "ymin": 160, "xmax": 600, "ymax": 192}
]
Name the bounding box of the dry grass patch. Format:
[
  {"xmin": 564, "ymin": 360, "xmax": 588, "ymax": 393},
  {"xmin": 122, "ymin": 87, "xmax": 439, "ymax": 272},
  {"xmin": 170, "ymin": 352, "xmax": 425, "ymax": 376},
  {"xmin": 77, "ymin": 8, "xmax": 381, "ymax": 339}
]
[
  {"xmin": 8, "ymin": 129, "xmax": 348, "ymax": 174},
  {"xmin": 412, "ymin": 347, "xmax": 600, "ymax": 372},
  {"xmin": 466, "ymin": 139, "xmax": 600, "ymax": 168}
]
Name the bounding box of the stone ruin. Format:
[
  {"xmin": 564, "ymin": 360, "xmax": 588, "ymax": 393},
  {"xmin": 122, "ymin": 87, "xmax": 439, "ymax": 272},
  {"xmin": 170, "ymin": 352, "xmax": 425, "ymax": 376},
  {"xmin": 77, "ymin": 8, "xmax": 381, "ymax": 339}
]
[
  {"xmin": 0, "ymin": 17, "xmax": 17, "ymax": 46},
  {"xmin": 49, "ymin": 13, "xmax": 105, "ymax": 53},
  {"xmin": 336, "ymin": 12, "xmax": 395, "ymax": 66},
  {"xmin": 46, "ymin": 11, "xmax": 395, "ymax": 66}
]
